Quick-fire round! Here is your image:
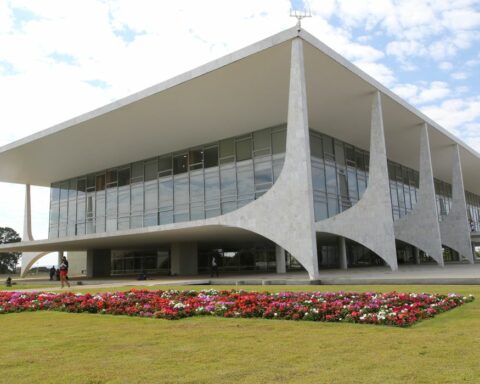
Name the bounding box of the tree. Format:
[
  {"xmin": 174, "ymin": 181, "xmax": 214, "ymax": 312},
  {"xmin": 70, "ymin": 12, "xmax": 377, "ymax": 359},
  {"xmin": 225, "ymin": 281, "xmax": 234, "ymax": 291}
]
[{"xmin": 0, "ymin": 227, "xmax": 21, "ymax": 274}]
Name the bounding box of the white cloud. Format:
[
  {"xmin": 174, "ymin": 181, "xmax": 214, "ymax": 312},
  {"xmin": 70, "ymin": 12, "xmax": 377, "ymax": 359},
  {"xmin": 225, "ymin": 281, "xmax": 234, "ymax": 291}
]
[
  {"xmin": 393, "ymin": 81, "xmax": 450, "ymax": 105},
  {"xmin": 329, "ymin": 0, "xmax": 480, "ymax": 64},
  {"xmin": 462, "ymin": 123, "xmax": 480, "ymax": 152},
  {"xmin": 354, "ymin": 61, "xmax": 396, "ymax": 87},
  {"xmin": 451, "ymin": 71, "xmax": 468, "ymax": 80},
  {"xmin": 421, "ymin": 96, "xmax": 480, "ymax": 134},
  {"xmin": 439, "ymin": 61, "xmax": 453, "ymax": 70},
  {"xmin": 386, "ymin": 40, "xmax": 428, "ymax": 61}
]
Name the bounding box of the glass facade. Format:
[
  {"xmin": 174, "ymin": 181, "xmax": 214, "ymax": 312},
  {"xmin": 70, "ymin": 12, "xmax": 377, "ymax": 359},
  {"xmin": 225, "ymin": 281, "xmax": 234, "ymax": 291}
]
[
  {"xmin": 198, "ymin": 247, "xmax": 277, "ymax": 274},
  {"xmin": 48, "ymin": 124, "xmax": 480, "ymax": 240},
  {"xmin": 49, "ymin": 126, "xmax": 286, "ymax": 239},
  {"xmin": 309, "ymin": 130, "xmax": 480, "ymax": 231},
  {"xmin": 111, "ymin": 250, "xmax": 170, "ymax": 276},
  {"xmin": 467, "ymin": 192, "xmax": 480, "ymax": 232}
]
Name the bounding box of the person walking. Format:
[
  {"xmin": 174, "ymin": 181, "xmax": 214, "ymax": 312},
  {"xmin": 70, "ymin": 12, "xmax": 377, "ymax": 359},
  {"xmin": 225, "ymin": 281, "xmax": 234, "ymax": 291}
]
[
  {"xmin": 210, "ymin": 253, "xmax": 219, "ymax": 278},
  {"xmin": 49, "ymin": 266, "xmax": 56, "ymax": 281},
  {"xmin": 59, "ymin": 256, "xmax": 70, "ymax": 288}
]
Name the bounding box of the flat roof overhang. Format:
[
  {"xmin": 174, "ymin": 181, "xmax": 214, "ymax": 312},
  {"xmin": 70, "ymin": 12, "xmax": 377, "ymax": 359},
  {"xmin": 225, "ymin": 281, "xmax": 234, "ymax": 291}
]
[
  {"xmin": 0, "ymin": 224, "xmax": 270, "ymax": 252},
  {"xmin": 1, "ymin": 27, "xmax": 479, "ymax": 195}
]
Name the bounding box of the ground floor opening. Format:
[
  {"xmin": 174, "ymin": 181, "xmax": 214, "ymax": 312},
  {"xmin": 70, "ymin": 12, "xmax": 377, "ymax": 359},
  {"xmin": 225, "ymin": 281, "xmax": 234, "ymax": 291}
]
[{"xmin": 60, "ymin": 233, "xmax": 474, "ymax": 278}]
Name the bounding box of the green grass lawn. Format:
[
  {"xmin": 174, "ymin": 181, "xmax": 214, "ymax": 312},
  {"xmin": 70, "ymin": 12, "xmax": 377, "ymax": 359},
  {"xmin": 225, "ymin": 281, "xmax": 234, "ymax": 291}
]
[
  {"xmin": 2, "ymin": 284, "xmax": 58, "ymax": 291},
  {"xmin": 1, "ymin": 284, "xmax": 479, "ymax": 384}
]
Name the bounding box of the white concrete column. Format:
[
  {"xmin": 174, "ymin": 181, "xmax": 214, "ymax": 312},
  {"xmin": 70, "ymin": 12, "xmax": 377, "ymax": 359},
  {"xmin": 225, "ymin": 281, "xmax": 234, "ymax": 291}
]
[
  {"xmin": 439, "ymin": 145, "xmax": 474, "ymax": 263},
  {"xmin": 275, "ymin": 244, "xmax": 286, "ymax": 274},
  {"xmin": 23, "ymin": 184, "xmax": 34, "ymax": 241},
  {"xmin": 170, "ymin": 242, "xmax": 198, "ymax": 275},
  {"xmin": 58, "ymin": 250, "xmax": 64, "ymax": 266},
  {"xmin": 315, "ymin": 92, "xmax": 398, "ymax": 271},
  {"xmin": 338, "ymin": 236, "xmax": 347, "ymax": 270},
  {"xmin": 394, "ymin": 124, "xmax": 444, "ymax": 266},
  {"xmin": 414, "ymin": 247, "xmax": 421, "ymax": 265},
  {"xmin": 20, "ymin": 184, "xmax": 48, "ymax": 277}
]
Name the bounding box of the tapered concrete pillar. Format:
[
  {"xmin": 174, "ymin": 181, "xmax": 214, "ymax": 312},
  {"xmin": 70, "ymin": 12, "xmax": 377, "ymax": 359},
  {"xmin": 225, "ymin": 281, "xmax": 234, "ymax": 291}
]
[
  {"xmin": 275, "ymin": 245, "xmax": 286, "ymax": 274},
  {"xmin": 439, "ymin": 145, "xmax": 474, "ymax": 263},
  {"xmin": 394, "ymin": 124, "xmax": 444, "ymax": 266},
  {"xmin": 315, "ymin": 92, "xmax": 398, "ymax": 271},
  {"xmin": 338, "ymin": 236, "xmax": 347, "ymax": 270},
  {"xmin": 208, "ymin": 37, "xmax": 320, "ymax": 280}
]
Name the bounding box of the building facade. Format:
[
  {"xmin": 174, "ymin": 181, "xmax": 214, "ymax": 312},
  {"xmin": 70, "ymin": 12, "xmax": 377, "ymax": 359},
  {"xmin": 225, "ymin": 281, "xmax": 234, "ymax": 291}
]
[{"xmin": 1, "ymin": 27, "xmax": 479, "ymax": 279}]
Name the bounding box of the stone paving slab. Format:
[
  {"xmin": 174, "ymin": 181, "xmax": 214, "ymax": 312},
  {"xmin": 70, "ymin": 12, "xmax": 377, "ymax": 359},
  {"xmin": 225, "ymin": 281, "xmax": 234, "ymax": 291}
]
[{"xmin": 4, "ymin": 263, "xmax": 480, "ymax": 292}]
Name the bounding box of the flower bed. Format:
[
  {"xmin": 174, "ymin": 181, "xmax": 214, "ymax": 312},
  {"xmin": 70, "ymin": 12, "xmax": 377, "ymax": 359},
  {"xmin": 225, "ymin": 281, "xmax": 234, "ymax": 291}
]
[{"xmin": 0, "ymin": 289, "xmax": 474, "ymax": 327}]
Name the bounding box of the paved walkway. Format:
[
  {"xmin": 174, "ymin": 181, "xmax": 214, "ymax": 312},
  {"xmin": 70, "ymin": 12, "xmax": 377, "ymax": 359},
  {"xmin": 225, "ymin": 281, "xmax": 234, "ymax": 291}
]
[{"xmin": 5, "ymin": 263, "xmax": 480, "ymax": 292}]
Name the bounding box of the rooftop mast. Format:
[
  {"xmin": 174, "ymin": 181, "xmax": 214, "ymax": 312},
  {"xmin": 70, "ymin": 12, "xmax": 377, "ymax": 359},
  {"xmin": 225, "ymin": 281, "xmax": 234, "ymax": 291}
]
[{"xmin": 289, "ymin": 3, "xmax": 312, "ymax": 32}]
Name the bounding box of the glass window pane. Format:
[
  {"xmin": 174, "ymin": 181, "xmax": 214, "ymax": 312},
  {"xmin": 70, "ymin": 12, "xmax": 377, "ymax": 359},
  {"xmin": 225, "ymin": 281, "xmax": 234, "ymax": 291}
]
[
  {"xmin": 236, "ymin": 139, "xmax": 252, "ymax": 161},
  {"xmin": 254, "ymin": 158, "xmax": 273, "ymax": 186},
  {"xmin": 77, "ymin": 179, "xmax": 86, "ymax": 193},
  {"xmin": 347, "ymin": 169, "xmax": 358, "ymax": 201},
  {"xmin": 130, "ymin": 215, "xmax": 143, "ymax": 229},
  {"xmin": 345, "ymin": 146, "xmax": 355, "ymax": 165},
  {"xmin": 96, "ymin": 174, "xmax": 105, "ymax": 191},
  {"xmin": 173, "ymin": 153, "xmax": 188, "ymax": 174},
  {"xmin": 355, "ymin": 150, "xmax": 365, "ymax": 172},
  {"xmin": 205, "ymin": 168, "xmax": 220, "ymax": 203},
  {"xmin": 189, "ymin": 148, "xmax": 203, "ymax": 166},
  {"xmin": 145, "ymin": 180, "xmax": 158, "ymax": 212},
  {"xmin": 220, "ymin": 164, "xmax": 236, "ymax": 197},
  {"xmin": 328, "ymin": 196, "xmax": 338, "ymax": 216},
  {"xmin": 145, "ymin": 160, "xmax": 158, "ymax": 181},
  {"xmin": 325, "ymin": 164, "xmax": 337, "ymax": 195},
  {"xmin": 323, "ymin": 136, "xmax": 334, "ymax": 156},
  {"xmin": 87, "ymin": 174, "xmax": 96, "ymax": 190},
  {"xmin": 272, "ymin": 130, "xmax": 286, "ymax": 155},
  {"xmin": 272, "ymin": 155, "xmax": 285, "ymax": 182},
  {"xmin": 190, "ymin": 202, "xmax": 205, "ymax": 221},
  {"xmin": 254, "ymin": 129, "xmax": 271, "ymax": 151},
  {"xmin": 118, "ymin": 187, "xmax": 130, "ymax": 216},
  {"xmin": 338, "ymin": 171, "xmax": 348, "ymax": 197},
  {"xmin": 174, "ymin": 174, "xmax": 189, "ymax": 222},
  {"xmin": 190, "ymin": 170, "xmax": 204, "ymax": 203},
  {"xmin": 159, "ymin": 155, "xmax": 172, "ymax": 174},
  {"xmin": 59, "ymin": 182, "xmax": 69, "ymax": 201},
  {"xmin": 131, "ymin": 162, "xmax": 144, "ymax": 181},
  {"xmin": 51, "ymin": 184, "xmax": 60, "ymax": 202},
  {"xmin": 220, "ymin": 138, "xmax": 234, "ymax": 158},
  {"xmin": 237, "ymin": 161, "xmax": 254, "ymax": 200},
  {"xmin": 312, "ymin": 164, "xmax": 326, "ymax": 192},
  {"xmin": 131, "ymin": 183, "xmax": 144, "ymax": 213},
  {"xmin": 118, "ymin": 168, "xmax": 130, "ymax": 187},
  {"xmin": 144, "ymin": 213, "xmax": 158, "ymax": 227},
  {"xmin": 314, "ymin": 200, "xmax": 328, "ymax": 221},
  {"xmin": 335, "ymin": 142, "xmax": 345, "ymax": 167},
  {"xmin": 204, "ymin": 146, "xmax": 218, "ymax": 168},
  {"xmin": 106, "ymin": 170, "xmax": 117, "ymax": 185},
  {"xmin": 159, "ymin": 177, "xmax": 173, "ymax": 209},
  {"xmin": 310, "ymin": 135, "xmax": 323, "ymax": 158}
]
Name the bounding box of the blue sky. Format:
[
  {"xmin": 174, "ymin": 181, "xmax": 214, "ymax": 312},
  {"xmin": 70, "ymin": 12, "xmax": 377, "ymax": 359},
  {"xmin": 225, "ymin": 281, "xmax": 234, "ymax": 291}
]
[{"xmin": 0, "ymin": 0, "xmax": 479, "ymax": 266}]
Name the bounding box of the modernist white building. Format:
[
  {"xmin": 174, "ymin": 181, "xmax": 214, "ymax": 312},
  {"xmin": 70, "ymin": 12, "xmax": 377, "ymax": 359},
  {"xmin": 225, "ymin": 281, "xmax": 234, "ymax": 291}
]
[{"xmin": 1, "ymin": 27, "xmax": 479, "ymax": 280}]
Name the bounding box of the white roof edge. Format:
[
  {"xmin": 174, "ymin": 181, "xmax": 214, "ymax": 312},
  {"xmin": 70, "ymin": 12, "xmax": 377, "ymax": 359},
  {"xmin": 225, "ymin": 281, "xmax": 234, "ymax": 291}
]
[
  {"xmin": 299, "ymin": 29, "xmax": 480, "ymax": 161},
  {"xmin": 0, "ymin": 27, "xmax": 300, "ymax": 155}
]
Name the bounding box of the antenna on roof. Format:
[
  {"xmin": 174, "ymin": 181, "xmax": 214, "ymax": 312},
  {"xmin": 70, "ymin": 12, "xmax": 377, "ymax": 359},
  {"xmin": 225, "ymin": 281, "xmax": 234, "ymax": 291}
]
[{"xmin": 290, "ymin": 2, "xmax": 312, "ymax": 32}]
